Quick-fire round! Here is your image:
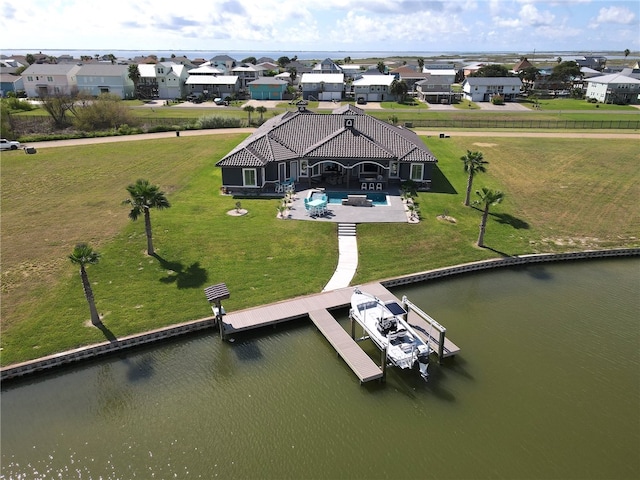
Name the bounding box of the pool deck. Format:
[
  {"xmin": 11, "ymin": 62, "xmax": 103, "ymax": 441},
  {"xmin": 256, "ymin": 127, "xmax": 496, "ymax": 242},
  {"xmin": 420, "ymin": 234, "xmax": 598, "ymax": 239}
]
[{"xmin": 286, "ymin": 188, "xmax": 410, "ymax": 223}]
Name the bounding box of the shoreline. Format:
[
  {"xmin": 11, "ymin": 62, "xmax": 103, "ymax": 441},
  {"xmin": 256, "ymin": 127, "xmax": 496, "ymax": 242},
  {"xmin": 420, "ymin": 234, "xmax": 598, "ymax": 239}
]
[{"xmin": 2, "ymin": 248, "xmax": 638, "ymax": 381}]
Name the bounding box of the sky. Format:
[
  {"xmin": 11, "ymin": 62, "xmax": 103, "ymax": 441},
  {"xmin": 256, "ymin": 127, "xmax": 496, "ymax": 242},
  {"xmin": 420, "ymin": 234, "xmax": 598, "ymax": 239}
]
[{"xmin": 1, "ymin": 0, "xmax": 638, "ymax": 55}]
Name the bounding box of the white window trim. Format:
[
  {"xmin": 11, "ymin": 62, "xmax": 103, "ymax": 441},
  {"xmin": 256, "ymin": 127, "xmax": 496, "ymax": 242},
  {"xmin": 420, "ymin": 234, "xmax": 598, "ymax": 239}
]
[
  {"xmin": 410, "ymin": 163, "xmax": 424, "ymax": 182},
  {"xmin": 242, "ymin": 168, "xmax": 257, "ymax": 187}
]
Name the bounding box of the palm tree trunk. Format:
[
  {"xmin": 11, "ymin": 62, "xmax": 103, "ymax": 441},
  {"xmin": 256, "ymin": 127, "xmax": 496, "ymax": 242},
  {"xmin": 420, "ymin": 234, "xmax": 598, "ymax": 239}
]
[
  {"xmin": 144, "ymin": 207, "xmax": 154, "ymax": 255},
  {"xmin": 81, "ymin": 266, "xmax": 101, "ymax": 325},
  {"xmin": 477, "ymin": 205, "xmax": 490, "ymax": 247},
  {"xmin": 464, "ymin": 172, "xmax": 473, "ymax": 206}
]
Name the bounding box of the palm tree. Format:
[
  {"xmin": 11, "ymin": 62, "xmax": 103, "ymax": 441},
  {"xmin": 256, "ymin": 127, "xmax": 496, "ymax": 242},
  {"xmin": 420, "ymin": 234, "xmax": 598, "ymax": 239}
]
[
  {"xmin": 624, "ymin": 49, "xmax": 630, "ymax": 59},
  {"xmin": 473, "ymin": 187, "xmax": 505, "ymax": 248},
  {"xmin": 128, "ymin": 64, "xmax": 141, "ymax": 97},
  {"xmin": 123, "ymin": 179, "xmax": 171, "ymax": 256},
  {"xmin": 243, "ymin": 105, "xmax": 255, "ymax": 125},
  {"xmin": 69, "ymin": 243, "xmax": 102, "ymax": 326},
  {"xmin": 390, "ymin": 79, "xmax": 408, "ymax": 103},
  {"xmin": 461, "ymin": 150, "xmax": 489, "ymax": 206},
  {"xmin": 256, "ymin": 106, "xmax": 267, "ymax": 122}
]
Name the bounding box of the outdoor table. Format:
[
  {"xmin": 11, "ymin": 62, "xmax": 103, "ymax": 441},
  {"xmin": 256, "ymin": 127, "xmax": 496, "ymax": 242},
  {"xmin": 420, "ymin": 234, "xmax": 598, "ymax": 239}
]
[{"xmin": 307, "ymin": 198, "xmax": 327, "ymax": 216}]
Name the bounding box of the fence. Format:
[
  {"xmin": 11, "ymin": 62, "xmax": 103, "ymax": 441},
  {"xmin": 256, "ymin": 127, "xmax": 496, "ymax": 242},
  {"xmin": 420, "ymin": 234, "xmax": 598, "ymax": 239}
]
[{"xmin": 406, "ymin": 118, "xmax": 640, "ymax": 130}]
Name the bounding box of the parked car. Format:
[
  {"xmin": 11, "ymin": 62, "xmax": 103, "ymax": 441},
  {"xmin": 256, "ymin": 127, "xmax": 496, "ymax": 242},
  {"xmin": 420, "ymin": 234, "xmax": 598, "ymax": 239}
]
[
  {"xmin": 356, "ymin": 97, "xmax": 367, "ymax": 105},
  {"xmin": 213, "ymin": 97, "xmax": 225, "ymax": 105},
  {"xmin": 0, "ymin": 138, "xmax": 21, "ymax": 150}
]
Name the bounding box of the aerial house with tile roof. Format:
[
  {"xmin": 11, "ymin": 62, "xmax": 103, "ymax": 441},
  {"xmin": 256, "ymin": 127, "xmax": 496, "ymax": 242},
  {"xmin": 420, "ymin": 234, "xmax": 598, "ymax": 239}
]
[{"xmin": 216, "ymin": 104, "xmax": 437, "ymax": 194}]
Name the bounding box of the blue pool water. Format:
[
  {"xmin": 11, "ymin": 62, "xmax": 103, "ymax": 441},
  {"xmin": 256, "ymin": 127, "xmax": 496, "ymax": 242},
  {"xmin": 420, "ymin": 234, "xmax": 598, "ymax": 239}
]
[{"xmin": 311, "ymin": 191, "xmax": 389, "ymax": 206}]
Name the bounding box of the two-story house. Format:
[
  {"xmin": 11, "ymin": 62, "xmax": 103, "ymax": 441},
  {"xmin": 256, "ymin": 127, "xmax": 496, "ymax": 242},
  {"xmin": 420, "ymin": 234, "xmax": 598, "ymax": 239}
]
[
  {"xmin": 158, "ymin": 63, "xmax": 190, "ymax": 99},
  {"xmin": 300, "ymin": 73, "xmax": 344, "ymax": 101},
  {"xmin": 313, "ymin": 58, "xmax": 342, "ymax": 74},
  {"xmin": 76, "ymin": 64, "xmax": 135, "ymax": 99},
  {"xmin": 389, "ymin": 65, "xmax": 429, "ymax": 93},
  {"xmin": 209, "ymin": 55, "xmax": 237, "ymax": 74},
  {"xmin": 232, "ymin": 63, "xmax": 267, "ymax": 93},
  {"xmin": 462, "ymin": 77, "xmax": 522, "ymax": 102},
  {"xmin": 575, "ymin": 56, "xmax": 607, "ymax": 72},
  {"xmin": 415, "ymin": 64, "xmax": 456, "ymax": 103},
  {"xmin": 585, "ymin": 71, "xmax": 640, "ymax": 104},
  {"xmin": 185, "ymin": 73, "xmax": 239, "ymax": 99},
  {"xmin": 22, "ymin": 63, "xmax": 81, "ymax": 97},
  {"xmin": 352, "ymin": 74, "xmax": 396, "ymax": 102}
]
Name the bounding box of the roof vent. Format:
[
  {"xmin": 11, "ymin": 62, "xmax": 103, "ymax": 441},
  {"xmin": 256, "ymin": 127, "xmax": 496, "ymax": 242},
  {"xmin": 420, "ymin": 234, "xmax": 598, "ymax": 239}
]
[{"xmin": 344, "ymin": 117, "xmax": 354, "ymax": 129}]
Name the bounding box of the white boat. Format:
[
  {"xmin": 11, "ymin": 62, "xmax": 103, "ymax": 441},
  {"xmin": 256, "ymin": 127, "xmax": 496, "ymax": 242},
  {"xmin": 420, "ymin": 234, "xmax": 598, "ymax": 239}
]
[{"xmin": 350, "ymin": 288, "xmax": 431, "ymax": 380}]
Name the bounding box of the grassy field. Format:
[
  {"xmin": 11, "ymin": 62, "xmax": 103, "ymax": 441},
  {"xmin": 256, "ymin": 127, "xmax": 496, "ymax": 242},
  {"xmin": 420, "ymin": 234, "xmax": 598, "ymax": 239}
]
[{"xmin": 1, "ymin": 133, "xmax": 639, "ymax": 365}]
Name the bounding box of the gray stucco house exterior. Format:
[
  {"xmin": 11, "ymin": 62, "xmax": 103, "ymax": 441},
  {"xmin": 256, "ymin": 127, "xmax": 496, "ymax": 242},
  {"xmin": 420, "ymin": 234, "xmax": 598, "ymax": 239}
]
[{"xmin": 216, "ymin": 105, "xmax": 437, "ymax": 193}]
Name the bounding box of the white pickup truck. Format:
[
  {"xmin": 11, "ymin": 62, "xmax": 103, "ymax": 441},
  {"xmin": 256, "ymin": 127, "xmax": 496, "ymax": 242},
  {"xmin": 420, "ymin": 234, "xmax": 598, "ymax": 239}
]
[{"xmin": 0, "ymin": 138, "xmax": 21, "ymax": 150}]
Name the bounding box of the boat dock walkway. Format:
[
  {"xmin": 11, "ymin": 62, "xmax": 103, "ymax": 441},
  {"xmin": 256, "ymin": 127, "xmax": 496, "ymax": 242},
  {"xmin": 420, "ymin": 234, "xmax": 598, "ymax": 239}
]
[
  {"xmin": 221, "ymin": 282, "xmax": 459, "ymax": 383},
  {"xmin": 308, "ymin": 309, "xmax": 383, "ymax": 383}
]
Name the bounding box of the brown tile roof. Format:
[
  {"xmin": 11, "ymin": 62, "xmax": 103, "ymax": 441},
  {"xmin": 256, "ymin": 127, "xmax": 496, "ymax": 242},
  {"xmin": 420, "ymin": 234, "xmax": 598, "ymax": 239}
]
[{"xmin": 216, "ymin": 107, "xmax": 437, "ymax": 167}]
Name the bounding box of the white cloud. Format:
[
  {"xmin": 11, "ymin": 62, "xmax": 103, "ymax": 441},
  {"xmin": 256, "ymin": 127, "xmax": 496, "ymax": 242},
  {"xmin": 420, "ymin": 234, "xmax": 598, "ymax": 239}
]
[
  {"xmin": 595, "ymin": 6, "xmax": 636, "ymax": 25},
  {"xmin": 519, "ymin": 3, "xmax": 555, "ymax": 26},
  {"xmin": 0, "ymin": 0, "xmax": 637, "ymax": 53}
]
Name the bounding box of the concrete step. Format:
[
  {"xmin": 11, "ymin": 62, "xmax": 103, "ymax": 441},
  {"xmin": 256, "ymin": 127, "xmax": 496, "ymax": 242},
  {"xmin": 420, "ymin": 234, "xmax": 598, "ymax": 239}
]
[{"xmin": 338, "ymin": 223, "xmax": 357, "ymax": 236}]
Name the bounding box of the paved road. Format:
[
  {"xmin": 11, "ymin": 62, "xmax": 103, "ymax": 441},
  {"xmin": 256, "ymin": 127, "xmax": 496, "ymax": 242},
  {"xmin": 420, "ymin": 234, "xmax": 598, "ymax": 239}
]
[{"xmin": 24, "ymin": 127, "xmax": 638, "ymax": 150}]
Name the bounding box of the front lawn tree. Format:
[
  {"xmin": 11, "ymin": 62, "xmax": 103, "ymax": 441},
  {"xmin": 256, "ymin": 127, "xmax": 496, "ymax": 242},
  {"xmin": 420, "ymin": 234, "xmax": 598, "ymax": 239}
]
[
  {"xmin": 69, "ymin": 243, "xmax": 102, "ymax": 326},
  {"xmin": 128, "ymin": 64, "xmax": 141, "ymax": 97},
  {"xmin": 471, "ymin": 64, "xmax": 510, "ymax": 77},
  {"xmin": 256, "ymin": 106, "xmax": 267, "ymax": 122},
  {"xmin": 474, "ymin": 187, "xmax": 505, "ymax": 248},
  {"xmin": 390, "ymin": 79, "xmax": 409, "ymax": 103},
  {"xmin": 123, "ymin": 179, "xmax": 171, "ymax": 256},
  {"xmin": 40, "ymin": 90, "xmax": 79, "ymax": 128},
  {"xmin": 243, "ymin": 105, "xmax": 255, "ymax": 125},
  {"xmin": 461, "ymin": 150, "xmax": 489, "ymax": 206},
  {"xmin": 550, "ymin": 61, "xmax": 581, "ymax": 90}
]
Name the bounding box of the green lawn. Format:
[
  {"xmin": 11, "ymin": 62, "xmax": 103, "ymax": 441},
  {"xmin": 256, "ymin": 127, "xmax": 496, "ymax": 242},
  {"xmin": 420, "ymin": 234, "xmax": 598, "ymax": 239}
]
[
  {"xmin": 1, "ymin": 133, "xmax": 639, "ymax": 365},
  {"xmin": 519, "ymin": 97, "xmax": 638, "ymax": 111}
]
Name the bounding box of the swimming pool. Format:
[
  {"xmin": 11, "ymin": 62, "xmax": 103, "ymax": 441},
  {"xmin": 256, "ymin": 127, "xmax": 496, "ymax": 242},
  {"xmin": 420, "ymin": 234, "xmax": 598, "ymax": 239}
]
[{"xmin": 310, "ymin": 191, "xmax": 389, "ymax": 206}]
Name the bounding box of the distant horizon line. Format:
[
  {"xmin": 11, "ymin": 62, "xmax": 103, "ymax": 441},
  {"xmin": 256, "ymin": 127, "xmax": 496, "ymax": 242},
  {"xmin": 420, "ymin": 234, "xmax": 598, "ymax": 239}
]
[{"xmin": 4, "ymin": 48, "xmax": 620, "ymax": 54}]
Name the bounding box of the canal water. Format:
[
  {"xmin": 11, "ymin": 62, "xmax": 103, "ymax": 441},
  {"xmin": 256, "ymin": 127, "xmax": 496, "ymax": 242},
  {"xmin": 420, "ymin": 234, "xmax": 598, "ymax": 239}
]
[{"xmin": 2, "ymin": 258, "xmax": 638, "ymax": 479}]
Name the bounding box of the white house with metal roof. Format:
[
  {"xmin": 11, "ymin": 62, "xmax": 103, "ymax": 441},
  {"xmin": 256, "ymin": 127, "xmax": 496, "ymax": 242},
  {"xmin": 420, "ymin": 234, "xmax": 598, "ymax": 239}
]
[
  {"xmin": 352, "ymin": 74, "xmax": 396, "ymax": 102},
  {"xmin": 462, "ymin": 76, "xmax": 522, "ymax": 102},
  {"xmin": 585, "ymin": 72, "xmax": 640, "ymax": 104},
  {"xmin": 300, "ymin": 73, "xmax": 345, "ymax": 101},
  {"xmin": 185, "ymin": 75, "xmax": 240, "ymax": 98}
]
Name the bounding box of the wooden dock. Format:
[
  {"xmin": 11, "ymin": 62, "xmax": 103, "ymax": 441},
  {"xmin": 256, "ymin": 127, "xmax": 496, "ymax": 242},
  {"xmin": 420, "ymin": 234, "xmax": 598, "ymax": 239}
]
[
  {"xmin": 221, "ymin": 282, "xmax": 392, "ymax": 334},
  {"xmin": 308, "ymin": 309, "xmax": 383, "ymax": 383},
  {"xmin": 220, "ymin": 282, "xmax": 459, "ymax": 383}
]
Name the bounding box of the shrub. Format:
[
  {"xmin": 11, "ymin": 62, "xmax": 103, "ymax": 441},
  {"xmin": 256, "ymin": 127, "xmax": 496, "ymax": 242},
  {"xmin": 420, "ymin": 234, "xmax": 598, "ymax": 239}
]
[
  {"xmin": 197, "ymin": 115, "xmax": 243, "ymax": 129},
  {"xmin": 73, "ymin": 94, "xmax": 138, "ymax": 131},
  {"xmin": 1, "ymin": 96, "xmax": 34, "ymax": 112},
  {"xmin": 491, "ymin": 94, "xmax": 505, "ymax": 105}
]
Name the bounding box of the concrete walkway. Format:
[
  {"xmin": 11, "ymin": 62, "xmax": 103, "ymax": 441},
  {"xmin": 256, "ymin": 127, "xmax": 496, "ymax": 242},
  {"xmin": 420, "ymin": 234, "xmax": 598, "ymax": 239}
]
[{"xmin": 323, "ymin": 224, "xmax": 359, "ymax": 291}]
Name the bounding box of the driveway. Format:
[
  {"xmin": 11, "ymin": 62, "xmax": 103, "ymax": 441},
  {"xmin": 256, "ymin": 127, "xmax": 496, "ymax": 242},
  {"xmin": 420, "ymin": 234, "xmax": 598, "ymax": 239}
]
[{"xmin": 476, "ymin": 101, "xmax": 530, "ymax": 111}]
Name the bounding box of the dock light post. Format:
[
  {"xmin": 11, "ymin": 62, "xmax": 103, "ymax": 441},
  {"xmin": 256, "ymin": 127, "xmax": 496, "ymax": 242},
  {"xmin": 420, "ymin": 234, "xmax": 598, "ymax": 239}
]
[{"xmin": 204, "ymin": 283, "xmax": 230, "ymax": 339}]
